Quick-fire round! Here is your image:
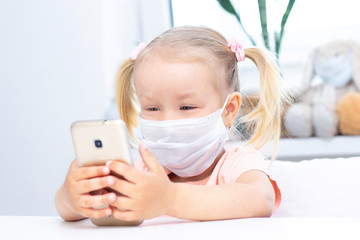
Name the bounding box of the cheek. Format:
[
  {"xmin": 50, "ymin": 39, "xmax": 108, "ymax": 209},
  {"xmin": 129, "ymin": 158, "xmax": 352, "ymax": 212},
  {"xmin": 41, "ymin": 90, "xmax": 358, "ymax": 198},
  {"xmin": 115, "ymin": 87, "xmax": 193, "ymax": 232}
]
[{"xmin": 139, "ymin": 111, "xmax": 155, "ymax": 120}]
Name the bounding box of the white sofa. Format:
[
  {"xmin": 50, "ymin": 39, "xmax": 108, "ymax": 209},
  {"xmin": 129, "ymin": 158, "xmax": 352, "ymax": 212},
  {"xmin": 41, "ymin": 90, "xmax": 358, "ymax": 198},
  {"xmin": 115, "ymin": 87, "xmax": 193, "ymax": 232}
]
[{"xmin": 269, "ymin": 156, "xmax": 360, "ymax": 217}]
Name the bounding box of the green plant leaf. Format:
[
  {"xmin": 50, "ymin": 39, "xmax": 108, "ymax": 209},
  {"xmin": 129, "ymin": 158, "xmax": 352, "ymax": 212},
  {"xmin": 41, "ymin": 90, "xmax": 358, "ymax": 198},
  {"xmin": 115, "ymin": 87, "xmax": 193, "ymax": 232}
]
[
  {"xmin": 217, "ymin": 0, "xmax": 256, "ymax": 46},
  {"xmin": 275, "ymin": 0, "xmax": 296, "ymax": 58},
  {"xmin": 257, "ymin": 0, "xmax": 270, "ymax": 50},
  {"xmin": 217, "ymin": 0, "xmax": 238, "ymax": 17}
]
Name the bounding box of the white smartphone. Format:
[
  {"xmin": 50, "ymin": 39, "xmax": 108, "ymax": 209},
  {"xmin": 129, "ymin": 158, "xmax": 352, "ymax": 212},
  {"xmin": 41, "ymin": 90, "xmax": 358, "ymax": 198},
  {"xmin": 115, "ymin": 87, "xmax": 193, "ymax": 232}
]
[{"xmin": 70, "ymin": 119, "xmax": 143, "ymax": 226}]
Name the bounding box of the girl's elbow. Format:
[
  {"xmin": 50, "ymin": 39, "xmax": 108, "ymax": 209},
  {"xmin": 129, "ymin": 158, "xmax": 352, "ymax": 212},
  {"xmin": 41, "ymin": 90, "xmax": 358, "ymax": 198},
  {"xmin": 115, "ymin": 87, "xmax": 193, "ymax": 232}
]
[
  {"xmin": 255, "ymin": 189, "xmax": 276, "ymax": 218},
  {"xmin": 247, "ymin": 184, "xmax": 275, "ymax": 218},
  {"xmin": 258, "ymin": 200, "xmax": 274, "ymax": 218}
]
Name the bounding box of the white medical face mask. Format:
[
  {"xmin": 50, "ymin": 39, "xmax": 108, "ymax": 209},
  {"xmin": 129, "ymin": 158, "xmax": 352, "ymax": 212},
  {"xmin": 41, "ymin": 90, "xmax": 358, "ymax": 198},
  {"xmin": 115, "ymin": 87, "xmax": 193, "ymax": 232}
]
[
  {"xmin": 139, "ymin": 97, "xmax": 230, "ymax": 177},
  {"xmin": 314, "ymin": 52, "xmax": 353, "ymax": 88}
]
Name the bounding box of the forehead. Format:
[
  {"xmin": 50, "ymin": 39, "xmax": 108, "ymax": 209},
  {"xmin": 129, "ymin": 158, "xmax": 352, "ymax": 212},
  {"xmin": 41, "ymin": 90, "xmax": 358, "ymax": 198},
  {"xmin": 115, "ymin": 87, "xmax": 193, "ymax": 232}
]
[{"xmin": 133, "ymin": 48, "xmax": 227, "ymax": 93}]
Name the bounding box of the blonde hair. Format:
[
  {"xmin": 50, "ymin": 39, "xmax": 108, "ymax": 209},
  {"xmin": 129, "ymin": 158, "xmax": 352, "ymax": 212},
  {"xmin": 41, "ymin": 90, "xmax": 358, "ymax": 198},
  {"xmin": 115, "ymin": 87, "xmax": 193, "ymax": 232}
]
[{"xmin": 115, "ymin": 26, "xmax": 291, "ymax": 159}]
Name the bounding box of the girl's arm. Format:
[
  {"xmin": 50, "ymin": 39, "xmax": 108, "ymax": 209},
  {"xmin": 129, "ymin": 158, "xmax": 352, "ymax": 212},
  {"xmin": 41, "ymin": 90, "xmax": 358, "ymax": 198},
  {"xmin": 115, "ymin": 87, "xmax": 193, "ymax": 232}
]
[
  {"xmin": 108, "ymin": 144, "xmax": 275, "ymax": 221},
  {"xmin": 168, "ymin": 170, "xmax": 274, "ymax": 220}
]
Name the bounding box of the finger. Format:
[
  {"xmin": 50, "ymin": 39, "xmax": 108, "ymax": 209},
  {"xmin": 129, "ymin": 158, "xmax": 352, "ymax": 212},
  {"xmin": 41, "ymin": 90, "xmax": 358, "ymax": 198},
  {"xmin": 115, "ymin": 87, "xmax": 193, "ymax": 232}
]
[
  {"xmin": 74, "ymin": 176, "xmax": 115, "ymax": 194},
  {"xmin": 112, "ymin": 208, "xmax": 139, "ymax": 222},
  {"xmin": 69, "ymin": 159, "xmax": 78, "ymax": 171},
  {"xmin": 72, "ymin": 165, "xmax": 110, "ymax": 181},
  {"xmin": 109, "ymin": 177, "xmax": 134, "ymax": 197},
  {"xmin": 110, "ymin": 195, "xmax": 133, "ymax": 211},
  {"xmin": 78, "ymin": 207, "xmax": 112, "ymax": 219},
  {"xmin": 107, "ymin": 161, "xmax": 141, "ymax": 183},
  {"xmin": 139, "ymin": 143, "xmax": 162, "ymax": 173},
  {"xmin": 78, "ymin": 192, "xmax": 117, "ymax": 209}
]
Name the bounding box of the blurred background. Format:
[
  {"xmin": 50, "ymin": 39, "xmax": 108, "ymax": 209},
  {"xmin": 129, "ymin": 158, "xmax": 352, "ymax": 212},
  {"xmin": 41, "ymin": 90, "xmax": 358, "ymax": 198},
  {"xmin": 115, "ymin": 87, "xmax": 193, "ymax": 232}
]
[{"xmin": 0, "ymin": 0, "xmax": 359, "ymax": 216}]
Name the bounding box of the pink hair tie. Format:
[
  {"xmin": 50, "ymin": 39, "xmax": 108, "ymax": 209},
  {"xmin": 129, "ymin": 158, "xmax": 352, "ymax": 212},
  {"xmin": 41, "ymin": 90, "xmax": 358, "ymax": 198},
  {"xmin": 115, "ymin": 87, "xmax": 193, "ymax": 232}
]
[
  {"xmin": 131, "ymin": 42, "xmax": 146, "ymax": 60},
  {"xmin": 227, "ymin": 39, "xmax": 245, "ymax": 62}
]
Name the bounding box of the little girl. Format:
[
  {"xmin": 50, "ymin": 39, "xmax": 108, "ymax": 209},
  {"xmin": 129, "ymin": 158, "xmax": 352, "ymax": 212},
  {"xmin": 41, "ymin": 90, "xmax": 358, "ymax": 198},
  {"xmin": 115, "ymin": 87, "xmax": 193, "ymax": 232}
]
[{"xmin": 55, "ymin": 26, "xmax": 290, "ymax": 221}]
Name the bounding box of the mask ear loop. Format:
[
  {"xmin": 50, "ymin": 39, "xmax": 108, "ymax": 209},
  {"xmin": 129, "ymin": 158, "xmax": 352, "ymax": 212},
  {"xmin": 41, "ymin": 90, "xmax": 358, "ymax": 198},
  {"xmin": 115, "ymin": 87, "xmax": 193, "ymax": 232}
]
[
  {"xmin": 221, "ymin": 94, "xmax": 231, "ymax": 113},
  {"xmin": 221, "ymin": 94, "xmax": 231, "ymax": 130}
]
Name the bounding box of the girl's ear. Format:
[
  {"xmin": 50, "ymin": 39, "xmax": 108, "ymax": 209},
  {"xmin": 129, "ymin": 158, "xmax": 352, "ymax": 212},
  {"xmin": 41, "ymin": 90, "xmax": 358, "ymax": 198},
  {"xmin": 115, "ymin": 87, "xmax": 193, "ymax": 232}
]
[{"xmin": 223, "ymin": 92, "xmax": 241, "ymax": 127}]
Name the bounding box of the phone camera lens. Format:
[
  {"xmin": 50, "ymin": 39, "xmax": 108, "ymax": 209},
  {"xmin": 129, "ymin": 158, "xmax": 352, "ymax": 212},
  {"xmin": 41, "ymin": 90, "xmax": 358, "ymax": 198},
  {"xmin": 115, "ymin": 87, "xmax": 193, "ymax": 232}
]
[{"xmin": 94, "ymin": 140, "xmax": 103, "ymax": 148}]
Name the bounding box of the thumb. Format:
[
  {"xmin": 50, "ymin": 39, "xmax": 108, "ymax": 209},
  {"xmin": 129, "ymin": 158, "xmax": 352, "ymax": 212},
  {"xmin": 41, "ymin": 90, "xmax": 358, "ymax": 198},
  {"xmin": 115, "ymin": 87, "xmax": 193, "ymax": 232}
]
[{"xmin": 139, "ymin": 143, "xmax": 162, "ymax": 173}]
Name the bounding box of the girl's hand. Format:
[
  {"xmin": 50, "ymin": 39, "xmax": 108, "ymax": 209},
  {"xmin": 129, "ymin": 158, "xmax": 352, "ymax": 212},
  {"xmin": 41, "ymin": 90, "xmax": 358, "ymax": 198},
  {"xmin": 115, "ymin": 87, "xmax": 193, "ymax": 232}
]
[
  {"xmin": 58, "ymin": 160, "xmax": 118, "ymax": 220},
  {"xmin": 107, "ymin": 143, "xmax": 177, "ymax": 221}
]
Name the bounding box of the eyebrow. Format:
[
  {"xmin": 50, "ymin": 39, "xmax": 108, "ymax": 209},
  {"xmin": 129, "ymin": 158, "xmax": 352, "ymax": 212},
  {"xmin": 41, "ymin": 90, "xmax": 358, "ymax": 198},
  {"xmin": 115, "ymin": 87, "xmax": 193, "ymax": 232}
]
[
  {"xmin": 138, "ymin": 90, "xmax": 198, "ymax": 101},
  {"xmin": 175, "ymin": 91, "xmax": 198, "ymax": 99}
]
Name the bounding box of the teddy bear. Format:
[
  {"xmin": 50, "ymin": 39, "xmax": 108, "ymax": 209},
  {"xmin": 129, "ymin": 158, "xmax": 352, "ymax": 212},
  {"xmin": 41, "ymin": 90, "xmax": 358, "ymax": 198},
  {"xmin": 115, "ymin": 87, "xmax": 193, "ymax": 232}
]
[
  {"xmin": 284, "ymin": 40, "xmax": 360, "ymax": 138},
  {"xmin": 337, "ymin": 92, "xmax": 360, "ymax": 135}
]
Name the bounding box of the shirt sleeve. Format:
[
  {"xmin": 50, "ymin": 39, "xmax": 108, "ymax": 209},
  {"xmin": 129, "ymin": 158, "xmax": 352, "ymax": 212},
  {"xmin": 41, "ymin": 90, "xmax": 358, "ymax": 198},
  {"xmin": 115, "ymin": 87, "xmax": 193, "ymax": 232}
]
[
  {"xmin": 215, "ymin": 146, "xmax": 281, "ymax": 212},
  {"xmin": 216, "ymin": 146, "xmax": 268, "ymax": 184}
]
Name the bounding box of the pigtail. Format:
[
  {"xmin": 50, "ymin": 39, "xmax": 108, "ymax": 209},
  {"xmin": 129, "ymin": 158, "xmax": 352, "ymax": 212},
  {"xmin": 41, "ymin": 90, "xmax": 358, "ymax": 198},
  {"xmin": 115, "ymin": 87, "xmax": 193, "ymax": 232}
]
[
  {"xmin": 115, "ymin": 58, "xmax": 138, "ymax": 141},
  {"xmin": 241, "ymin": 48, "xmax": 291, "ymax": 161}
]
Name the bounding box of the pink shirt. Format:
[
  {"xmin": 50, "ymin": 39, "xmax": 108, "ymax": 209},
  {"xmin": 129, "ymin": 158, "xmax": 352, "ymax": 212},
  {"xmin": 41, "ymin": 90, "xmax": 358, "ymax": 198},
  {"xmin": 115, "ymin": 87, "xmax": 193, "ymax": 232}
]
[{"xmin": 134, "ymin": 146, "xmax": 281, "ymax": 212}]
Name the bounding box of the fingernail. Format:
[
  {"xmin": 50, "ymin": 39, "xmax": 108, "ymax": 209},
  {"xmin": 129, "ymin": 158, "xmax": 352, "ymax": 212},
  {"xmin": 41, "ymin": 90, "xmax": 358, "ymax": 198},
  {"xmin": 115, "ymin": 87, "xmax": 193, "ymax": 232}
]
[
  {"xmin": 105, "ymin": 209, "xmax": 112, "ymax": 216},
  {"xmin": 142, "ymin": 144, "xmax": 148, "ymax": 152},
  {"xmin": 108, "ymin": 193, "xmax": 116, "ymax": 202},
  {"xmin": 106, "ymin": 161, "xmax": 112, "ymax": 167},
  {"xmin": 107, "ymin": 177, "xmax": 115, "ymax": 185},
  {"xmin": 103, "ymin": 167, "xmax": 110, "ymax": 174}
]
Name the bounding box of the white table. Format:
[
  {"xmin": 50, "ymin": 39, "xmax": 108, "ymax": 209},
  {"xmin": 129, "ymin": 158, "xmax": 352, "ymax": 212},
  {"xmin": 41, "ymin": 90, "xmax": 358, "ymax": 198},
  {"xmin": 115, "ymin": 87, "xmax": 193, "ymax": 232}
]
[{"xmin": 0, "ymin": 216, "xmax": 359, "ymax": 240}]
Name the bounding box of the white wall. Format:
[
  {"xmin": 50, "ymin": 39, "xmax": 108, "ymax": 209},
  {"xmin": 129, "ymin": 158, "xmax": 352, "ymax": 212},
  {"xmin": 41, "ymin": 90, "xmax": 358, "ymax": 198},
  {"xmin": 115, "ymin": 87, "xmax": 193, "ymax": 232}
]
[
  {"xmin": 0, "ymin": 0, "xmax": 170, "ymax": 216},
  {"xmin": 0, "ymin": 0, "xmax": 106, "ymax": 216}
]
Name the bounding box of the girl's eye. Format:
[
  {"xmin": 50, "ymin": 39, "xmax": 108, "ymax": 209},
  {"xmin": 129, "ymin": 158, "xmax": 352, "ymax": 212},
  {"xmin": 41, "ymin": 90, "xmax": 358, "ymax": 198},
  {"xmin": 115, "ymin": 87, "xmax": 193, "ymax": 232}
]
[
  {"xmin": 180, "ymin": 106, "xmax": 195, "ymax": 110},
  {"xmin": 146, "ymin": 107, "xmax": 160, "ymax": 111}
]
